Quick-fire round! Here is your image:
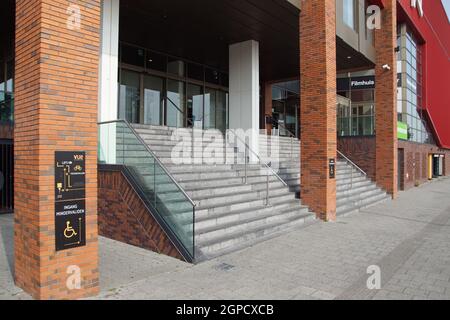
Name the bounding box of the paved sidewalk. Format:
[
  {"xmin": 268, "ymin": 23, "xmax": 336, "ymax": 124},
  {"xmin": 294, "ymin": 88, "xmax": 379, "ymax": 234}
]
[{"xmin": 1, "ymin": 177, "xmax": 450, "ymax": 300}]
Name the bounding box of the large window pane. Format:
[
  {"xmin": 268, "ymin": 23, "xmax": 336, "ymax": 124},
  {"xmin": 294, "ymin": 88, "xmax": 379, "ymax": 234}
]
[
  {"xmin": 204, "ymin": 88, "xmax": 216, "ymax": 129},
  {"xmin": 119, "ymin": 70, "xmax": 140, "ymax": 123},
  {"xmin": 187, "ymin": 63, "xmax": 204, "ymax": 82},
  {"xmin": 146, "ymin": 50, "xmax": 166, "ymax": 72},
  {"xmin": 205, "ymin": 68, "xmax": 220, "ymax": 85},
  {"xmin": 215, "ymin": 91, "xmax": 228, "ymax": 134},
  {"xmin": 187, "ymin": 84, "xmax": 203, "ymax": 129},
  {"xmin": 343, "ymin": 0, "xmax": 356, "ymax": 30},
  {"xmin": 143, "ymin": 75, "xmax": 164, "ymax": 125},
  {"xmin": 167, "ymin": 80, "xmax": 185, "ymax": 128},
  {"xmin": 121, "ymin": 44, "xmax": 145, "ymax": 67},
  {"xmin": 0, "ymin": 62, "xmax": 5, "ymax": 103},
  {"xmin": 168, "ymin": 58, "xmax": 185, "ymax": 77}
]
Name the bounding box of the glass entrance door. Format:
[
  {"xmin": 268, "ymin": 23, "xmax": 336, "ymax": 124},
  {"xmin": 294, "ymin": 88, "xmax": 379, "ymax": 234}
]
[
  {"xmin": 166, "ymin": 80, "xmax": 185, "ymax": 128},
  {"xmin": 143, "ymin": 75, "xmax": 164, "ymax": 126},
  {"xmin": 187, "ymin": 84, "xmax": 203, "ymax": 129},
  {"xmin": 119, "ymin": 70, "xmax": 140, "ymax": 123}
]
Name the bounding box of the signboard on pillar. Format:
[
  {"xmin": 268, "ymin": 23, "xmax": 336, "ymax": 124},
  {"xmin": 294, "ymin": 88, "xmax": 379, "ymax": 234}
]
[
  {"xmin": 329, "ymin": 159, "xmax": 336, "ymax": 179},
  {"xmin": 55, "ymin": 151, "xmax": 86, "ymax": 251}
]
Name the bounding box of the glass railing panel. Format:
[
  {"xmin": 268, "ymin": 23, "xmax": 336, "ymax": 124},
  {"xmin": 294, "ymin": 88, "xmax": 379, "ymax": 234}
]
[{"xmin": 98, "ymin": 120, "xmax": 195, "ymax": 260}]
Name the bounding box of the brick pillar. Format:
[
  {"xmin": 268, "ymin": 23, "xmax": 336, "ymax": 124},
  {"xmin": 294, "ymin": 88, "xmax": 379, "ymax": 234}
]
[
  {"xmin": 14, "ymin": 0, "xmax": 101, "ymax": 299},
  {"xmin": 374, "ymin": 0, "xmax": 398, "ymax": 198},
  {"xmin": 299, "ymin": 0, "xmax": 337, "ymax": 221},
  {"xmin": 264, "ymin": 82, "xmax": 273, "ymax": 134}
]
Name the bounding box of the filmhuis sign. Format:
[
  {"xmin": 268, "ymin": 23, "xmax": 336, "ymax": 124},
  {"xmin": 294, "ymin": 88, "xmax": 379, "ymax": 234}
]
[
  {"xmin": 337, "ymin": 76, "xmax": 375, "ymax": 91},
  {"xmin": 55, "ymin": 151, "xmax": 86, "ymax": 251}
]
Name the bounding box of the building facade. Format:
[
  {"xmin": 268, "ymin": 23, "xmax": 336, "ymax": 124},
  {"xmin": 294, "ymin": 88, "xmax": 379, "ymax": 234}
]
[{"xmin": 0, "ymin": 0, "xmax": 449, "ymax": 299}]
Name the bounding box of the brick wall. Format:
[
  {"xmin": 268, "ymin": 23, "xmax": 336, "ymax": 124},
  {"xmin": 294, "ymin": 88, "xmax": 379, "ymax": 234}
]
[
  {"xmin": 98, "ymin": 167, "xmax": 184, "ymax": 261},
  {"xmin": 14, "ymin": 0, "xmax": 100, "ymax": 299},
  {"xmin": 299, "ymin": 0, "xmax": 337, "ymax": 221},
  {"xmin": 398, "ymin": 140, "xmax": 450, "ymax": 190},
  {"xmin": 374, "ymin": 0, "xmax": 398, "ymax": 198},
  {"xmin": 338, "ymin": 137, "xmax": 376, "ymax": 181}
]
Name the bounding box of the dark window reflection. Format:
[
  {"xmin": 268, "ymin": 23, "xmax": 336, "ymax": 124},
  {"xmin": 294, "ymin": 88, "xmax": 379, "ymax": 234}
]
[
  {"xmin": 121, "ymin": 45, "xmax": 145, "ymax": 67},
  {"xmin": 146, "ymin": 51, "xmax": 166, "ymax": 72},
  {"xmin": 187, "ymin": 63, "xmax": 204, "ymax": 82},
  {"xmin": 205, "ymin": 68, "xmax": 220, "ymax": 85}
]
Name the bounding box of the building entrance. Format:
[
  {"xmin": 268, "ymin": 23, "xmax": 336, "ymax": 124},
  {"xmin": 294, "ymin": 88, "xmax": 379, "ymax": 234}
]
[
  {"xmin": 271, "ymin": 80, "xmax": 300, "ymax": 137},
  {"xmin": 118, "ymin": 44, "xmax": 230, "ymax": 133}
]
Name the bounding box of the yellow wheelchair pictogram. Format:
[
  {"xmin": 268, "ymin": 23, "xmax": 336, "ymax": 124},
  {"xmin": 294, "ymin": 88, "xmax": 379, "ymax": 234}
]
[{"xmin": 64, "ymin": 221, "xmax": 78, "ymax": 239}]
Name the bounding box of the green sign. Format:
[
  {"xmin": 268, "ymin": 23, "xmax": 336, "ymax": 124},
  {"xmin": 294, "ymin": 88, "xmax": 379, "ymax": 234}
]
[{"xmin": 398, "ymin": 121, "xmax": 408, "ymax": 140}]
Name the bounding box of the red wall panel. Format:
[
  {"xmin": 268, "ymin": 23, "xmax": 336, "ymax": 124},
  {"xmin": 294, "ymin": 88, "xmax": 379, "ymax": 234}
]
[{"xmin": 397, "ymin": 0, "xmax": 450, "ymax": 149}]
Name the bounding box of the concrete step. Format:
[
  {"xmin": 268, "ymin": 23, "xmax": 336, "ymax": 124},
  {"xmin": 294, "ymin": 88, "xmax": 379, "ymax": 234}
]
[
  {"xmin": 193, "ymin": 186, "xmax": 292, "ymax": 208},
  {"xmin": 337, "ymin": 192, "xmax": 391, "ymax": 216},
  {"xmin": 194, "ymin": 199, "xmax": 305, "ymax": 229},
  {"xmin": 196, "ymin": 210, "xmax": 316, "ymax": 260},
  {"xmin": 194, "ymin": 192, "xmax": 297, "ymax": 217},
  {"xmin": 195, "ymin": 205, "xmax": 311, "ymax": 244},
  {"xmin": 337, "ymin": 182, "xmax": 378, "ymax": 197}
]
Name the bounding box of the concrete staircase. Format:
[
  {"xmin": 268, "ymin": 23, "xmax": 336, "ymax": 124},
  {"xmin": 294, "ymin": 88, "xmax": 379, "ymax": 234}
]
[
  {"xmin": 126, "ymin": 124, "xmax": 316, "ymax": 261},
  {"xmin": 335, "ymin": 161, "xmax": 391, "ymax": 216},
  {"xmin": 259, "ymin": 134, "xmax": 391, "ymax": 216}
]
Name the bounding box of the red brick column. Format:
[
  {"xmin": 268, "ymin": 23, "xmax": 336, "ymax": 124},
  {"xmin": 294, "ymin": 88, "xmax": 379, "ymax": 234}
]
[
  {"xmin": 299, "ymin": 0, "xmax": 337, "ymax": 221},
  {"xmin": 14, "ymin": 0, "xmax": 101, "ymax": 299},
  {"xmin": 374, "ymin": 0, "xmax": 398, "ymax": 198}
]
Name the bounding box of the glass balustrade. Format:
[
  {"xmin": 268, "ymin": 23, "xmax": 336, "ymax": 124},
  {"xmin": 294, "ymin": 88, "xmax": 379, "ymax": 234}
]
[{"xmin": 98, "ymin": 120, "xmax": 195, "ymax": 261}]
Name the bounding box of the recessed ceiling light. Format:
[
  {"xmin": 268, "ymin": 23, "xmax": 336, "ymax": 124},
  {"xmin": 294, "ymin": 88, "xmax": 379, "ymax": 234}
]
[{"xmin": 347, "ymin": 56, "xmax": 352, "ymax": 59}]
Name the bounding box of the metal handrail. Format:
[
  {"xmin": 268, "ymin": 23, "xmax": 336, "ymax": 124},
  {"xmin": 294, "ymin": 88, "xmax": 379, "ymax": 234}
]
[
  {"xmin": 98, "ymin": 119, "xmax": 197, "ymax": 207},
  {"xmin": 230, "ymin": 132, "xmax": 288, "ymax": 188},
  {"xmin": 276, "ymin": 121, "xmax": 297, "ymax": 139},
  {"xmin": 155, "ymin": 101, "xmax": 287, "ymax": 202},
  {"xmin": 337, "ymin": 150, "xmax": 367, "ymax": 176},
  {"xmin": 269, "ymin": 119, "xmax": 298, "ymax": 160}
]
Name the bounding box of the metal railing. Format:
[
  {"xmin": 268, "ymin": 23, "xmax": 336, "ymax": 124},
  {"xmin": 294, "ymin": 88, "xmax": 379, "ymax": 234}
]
[
  {"xmin": 165, "ymin": 99, "xmax": 288, "ymax": 206},
  {"xmin": 230, "ymin": 133, "xmax": 288, "ymax": 207},
  {"xmin": 98, "ymin": 119, "xmax": 196, "ymax": 262},
  {"xmin": 276, "ymin": 122, "xmax": 298, "ymax": 160},
  {"xmin": 337, "ymin": 150, "xmax": 367, "ymax": 188}
]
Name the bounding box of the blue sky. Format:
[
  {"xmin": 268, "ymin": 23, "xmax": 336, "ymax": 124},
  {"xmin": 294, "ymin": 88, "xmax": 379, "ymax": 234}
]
[{"xmin": 442, "ymin": 0, "xmax": 450, "ymax": 22}]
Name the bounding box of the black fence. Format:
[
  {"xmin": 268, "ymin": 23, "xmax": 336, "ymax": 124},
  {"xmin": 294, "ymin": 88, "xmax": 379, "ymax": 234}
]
[{"xmin": 0, "ymin": 140, "xmax": 13, "ymax": 213}]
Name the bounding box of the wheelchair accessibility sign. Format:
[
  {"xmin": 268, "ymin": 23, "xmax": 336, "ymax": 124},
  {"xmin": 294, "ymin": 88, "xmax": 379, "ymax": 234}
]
[{"xmin": 55, "ymin": 200, "xmax": 86, "ymax": 251}]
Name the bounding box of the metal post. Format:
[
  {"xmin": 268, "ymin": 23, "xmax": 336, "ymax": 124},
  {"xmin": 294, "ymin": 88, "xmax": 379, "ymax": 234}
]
[
  {"xmin": 244, "ymin": 146, "xmax": 248, "ymax": 184},
  {"xmin": 154, "ymin": 159, "xmax": 157, "ymax": 207},
  {"xmin": 350, "ymin": 160, "xmax": 353, "ymax": 189},
  {"xmin": 192, "ymin": 205, "xmax": 196, "ymax": 261},
  {"xmin": 290, "ymin": 136, "xmax": 293, "ymax": 159},
  {"xmin": 121, "ymin": 124, "xmax": 125, "ymax": 165},
  {"xmin": 266, "ymin": 173, "xmax": 270, "ymax": 206}
]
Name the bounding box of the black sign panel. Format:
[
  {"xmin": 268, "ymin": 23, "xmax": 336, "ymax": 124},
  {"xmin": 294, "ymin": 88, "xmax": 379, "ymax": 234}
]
[
  {"xmin": 337, "ymin": 76, "xmax": 375, "ymax": 91},
  {"xmin": 55, "ymin": 200, "xmax": 86, "ymax": 250},
  {"xmin": 350, "ymin": 76, "xmax": 375, "ymax": 89},
  {"xmin": 55, "ymin": 151, "xmax": 86, "ymax": 201},
  {"xmin": 55, "ymin": 151, "xmax": 86, "ymax": 251},
  {"xmin": 329, "ymin": 159, "xmax": 336, "ymax": 179}
]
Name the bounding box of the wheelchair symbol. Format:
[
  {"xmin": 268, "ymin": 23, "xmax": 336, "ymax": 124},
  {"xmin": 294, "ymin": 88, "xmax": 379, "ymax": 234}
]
[{"xmin": 64, "ymin": 221, "xmax": 78, "ymax": 239}]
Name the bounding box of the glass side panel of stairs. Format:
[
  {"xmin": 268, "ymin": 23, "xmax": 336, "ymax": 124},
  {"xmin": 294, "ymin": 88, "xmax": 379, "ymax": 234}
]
[{"xmin": 98, "ymin": 120, "xmax": 196, "ymax": 261}]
